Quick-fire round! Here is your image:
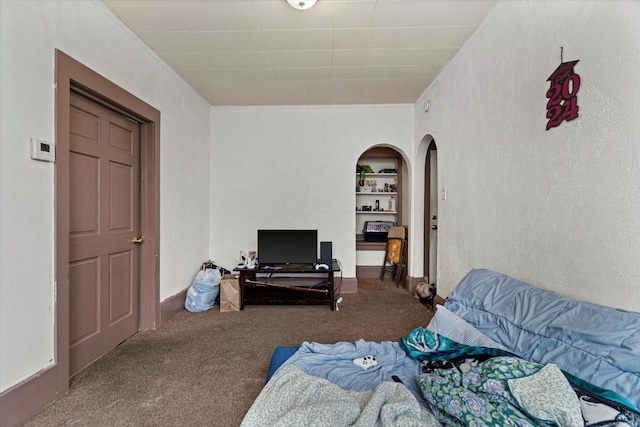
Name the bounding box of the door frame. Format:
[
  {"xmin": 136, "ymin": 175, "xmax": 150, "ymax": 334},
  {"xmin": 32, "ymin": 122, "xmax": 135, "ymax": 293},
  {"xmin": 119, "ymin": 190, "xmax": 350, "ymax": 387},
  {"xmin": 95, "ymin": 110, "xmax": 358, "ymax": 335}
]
[
  {"xmin": 55, "ymin": 50, "xmax": 160, "ymax": 395},
  {"xmin": 423, "ymin": 140, "xmax": 437, "ymax": 282}
]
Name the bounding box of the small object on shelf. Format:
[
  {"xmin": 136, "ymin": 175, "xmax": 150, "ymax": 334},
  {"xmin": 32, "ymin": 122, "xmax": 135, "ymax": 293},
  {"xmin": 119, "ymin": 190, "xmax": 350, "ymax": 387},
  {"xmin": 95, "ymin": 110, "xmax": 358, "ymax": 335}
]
[
  {"xmin": 363, "ymin": 220, "xmax": 395, "ymax": 241},
  {"xmin": 357, "ymin": 164, "xmax": 374, "ymax": 174},
  {"xmin": 362, "ymin": 205, "xmax": 372, "ymax": 211},
  {"xmin": 389, "ymin": 196, "xmax": 396, "ymax": 212},
  {"xmin": 355, "ymin": 153, "xmax": 401, "ymax": 245},
  {"xmin": 245, "ymin": 251, "xmax": 258, "ymax": 269}
]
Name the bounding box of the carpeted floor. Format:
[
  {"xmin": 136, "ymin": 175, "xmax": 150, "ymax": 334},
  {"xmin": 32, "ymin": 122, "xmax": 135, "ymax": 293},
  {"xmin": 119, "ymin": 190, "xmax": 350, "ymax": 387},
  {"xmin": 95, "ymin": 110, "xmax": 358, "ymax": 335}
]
[{"xmin": 24, "ymin": 279, "xmax": 432, "ymax": 426}]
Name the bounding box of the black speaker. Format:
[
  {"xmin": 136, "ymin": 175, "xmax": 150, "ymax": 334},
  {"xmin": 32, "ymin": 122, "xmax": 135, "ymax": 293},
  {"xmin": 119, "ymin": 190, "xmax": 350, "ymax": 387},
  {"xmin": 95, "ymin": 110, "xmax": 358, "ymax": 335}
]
[{"xmin": 320, "ymin": 241, "xmax": 332, "ymax": 266}]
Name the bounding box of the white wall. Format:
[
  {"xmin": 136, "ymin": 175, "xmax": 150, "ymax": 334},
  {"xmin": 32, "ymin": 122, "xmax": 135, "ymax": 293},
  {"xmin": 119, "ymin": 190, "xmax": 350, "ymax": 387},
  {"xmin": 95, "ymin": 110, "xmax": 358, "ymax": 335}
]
[
  {"xmin": 0, "ymin": 0, "xmax": 211, "ymax": 392},
  {"xmin": 209, "ymin": 105, "xmax": 414, "ymax": 277},
  {"xmin": 415, "ymin": 0, "xmax": 640, "ymax": 311}
]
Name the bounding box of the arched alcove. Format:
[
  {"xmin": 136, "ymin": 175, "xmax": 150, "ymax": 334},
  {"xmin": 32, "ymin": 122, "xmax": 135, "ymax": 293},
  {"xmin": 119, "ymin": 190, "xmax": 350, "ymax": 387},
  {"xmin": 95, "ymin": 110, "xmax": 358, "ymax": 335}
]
[{"xmin": 354, "ymin": 145, "xmax": 410, "ymax": 283}]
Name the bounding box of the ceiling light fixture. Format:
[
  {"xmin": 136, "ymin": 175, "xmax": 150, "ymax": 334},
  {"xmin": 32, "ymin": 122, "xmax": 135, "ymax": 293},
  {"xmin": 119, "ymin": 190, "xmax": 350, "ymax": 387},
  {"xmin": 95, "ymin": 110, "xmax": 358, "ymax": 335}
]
[{"xmin": 286, "ymin": 0, "xmax": 317, "ymax": 10}]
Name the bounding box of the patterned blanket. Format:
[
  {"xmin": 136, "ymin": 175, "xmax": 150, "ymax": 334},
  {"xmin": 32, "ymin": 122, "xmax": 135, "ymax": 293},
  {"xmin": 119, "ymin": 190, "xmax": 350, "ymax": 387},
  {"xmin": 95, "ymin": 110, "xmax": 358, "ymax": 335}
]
[{"xmin": 401, "ymin": 327, "xmax": 640, "ymax": 427}]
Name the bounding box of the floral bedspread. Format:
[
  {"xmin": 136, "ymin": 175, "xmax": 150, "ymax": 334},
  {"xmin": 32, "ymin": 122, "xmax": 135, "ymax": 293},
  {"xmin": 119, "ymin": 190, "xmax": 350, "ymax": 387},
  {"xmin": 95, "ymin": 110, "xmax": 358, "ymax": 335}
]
[
  {"xmin": 417, "ymin": 356, "xmax": 582, "ymax": 426},
  {"xmin": 401, "ymin": 328, "xmax": 640, "ymax": 427}
]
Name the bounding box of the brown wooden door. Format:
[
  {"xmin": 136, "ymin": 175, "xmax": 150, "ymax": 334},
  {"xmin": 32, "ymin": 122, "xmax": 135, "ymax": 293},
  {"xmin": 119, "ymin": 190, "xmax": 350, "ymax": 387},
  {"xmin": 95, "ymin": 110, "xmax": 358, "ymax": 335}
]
[{"xmin": 68, "ymin": 92, "xmax": 141, "ymax": 375}]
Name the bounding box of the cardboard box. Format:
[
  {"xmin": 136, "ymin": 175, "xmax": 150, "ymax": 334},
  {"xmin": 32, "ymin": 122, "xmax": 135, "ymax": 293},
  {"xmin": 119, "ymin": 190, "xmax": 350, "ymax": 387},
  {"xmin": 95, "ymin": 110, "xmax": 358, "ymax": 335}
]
[{"xmin": 220, "ymin": 274, "xmax": 241, "ymax": 312}]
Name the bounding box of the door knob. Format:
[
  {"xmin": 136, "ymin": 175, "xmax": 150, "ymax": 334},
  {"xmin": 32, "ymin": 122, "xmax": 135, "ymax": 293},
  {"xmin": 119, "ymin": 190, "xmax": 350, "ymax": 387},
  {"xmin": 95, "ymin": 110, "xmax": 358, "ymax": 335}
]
[
  {"xmin": 431, "ymin": 225, "xmax": 437, "ymax": 230},
  {"xmin": 130, "ymin": 236, "xmax": 144, "ymax": 244}
]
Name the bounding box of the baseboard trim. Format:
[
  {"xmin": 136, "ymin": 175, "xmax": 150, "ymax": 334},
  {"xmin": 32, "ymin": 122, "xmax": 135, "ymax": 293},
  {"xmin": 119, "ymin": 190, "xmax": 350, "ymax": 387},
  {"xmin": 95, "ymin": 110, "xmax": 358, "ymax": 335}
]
[
  {"xmin": 406, "ymin": 276, "xmax": 423, "ymax": 293},
  {"xmin": 0, "ymin": 289, "xmax": 189, "ymax": 427},
  {"xmin": 356, "ymin": 265, "xmax": 382, "ymax": 278},
  {"xmin": 160, "ymin": 288, "xmax": 187, "ymax": 325},
  {"xmin": 357, "ymin": 267, "xmax": 410, "ymax": 286},
  {"xmin": 0, "ymin": 365, "xmax": 58, "ymax": 427},
  {"xmin": 338, "ymin": 277, "xmax": 358, "ymax": 294}
]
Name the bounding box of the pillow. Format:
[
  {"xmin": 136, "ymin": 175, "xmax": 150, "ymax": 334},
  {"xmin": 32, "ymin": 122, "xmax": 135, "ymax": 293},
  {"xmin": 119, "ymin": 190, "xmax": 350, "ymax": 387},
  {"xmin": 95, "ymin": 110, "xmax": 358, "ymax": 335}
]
[{"xmin": 426, "ymin": 305, "xmax": 506, "ymax": 350}]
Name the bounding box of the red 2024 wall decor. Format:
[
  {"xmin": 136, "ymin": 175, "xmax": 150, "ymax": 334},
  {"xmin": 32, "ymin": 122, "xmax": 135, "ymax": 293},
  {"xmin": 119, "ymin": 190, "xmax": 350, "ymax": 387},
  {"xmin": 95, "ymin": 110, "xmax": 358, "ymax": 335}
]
[{"xmin": 546, "ymin": 59, "xmax": 580, "ymax": 130}]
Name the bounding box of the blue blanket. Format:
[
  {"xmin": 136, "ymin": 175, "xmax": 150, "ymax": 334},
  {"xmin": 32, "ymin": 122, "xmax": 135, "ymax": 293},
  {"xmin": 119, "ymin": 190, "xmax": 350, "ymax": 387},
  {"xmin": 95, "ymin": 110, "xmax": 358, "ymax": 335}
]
[
  {"xmin": 273, "ymin": 339, "xmax": 424, "ymax": 403},
  {"xmin": 445, "ymin": 269, "xmax": 640, "ymax": 410}
]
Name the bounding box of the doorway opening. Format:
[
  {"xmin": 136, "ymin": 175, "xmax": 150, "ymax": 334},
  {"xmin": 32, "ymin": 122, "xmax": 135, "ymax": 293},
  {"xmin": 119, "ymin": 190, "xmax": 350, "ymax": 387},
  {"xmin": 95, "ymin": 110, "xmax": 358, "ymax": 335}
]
[{"xmin": 423, "ymin": 140, "xmax": 438, "ymax": 286}]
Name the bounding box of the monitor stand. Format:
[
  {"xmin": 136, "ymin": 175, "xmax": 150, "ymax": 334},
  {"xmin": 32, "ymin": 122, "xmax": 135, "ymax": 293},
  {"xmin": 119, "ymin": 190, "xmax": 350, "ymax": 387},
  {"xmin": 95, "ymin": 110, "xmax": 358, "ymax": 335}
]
[{"xmin": 233, "ymin": 260, "xmax": 340, "ymax": 310}]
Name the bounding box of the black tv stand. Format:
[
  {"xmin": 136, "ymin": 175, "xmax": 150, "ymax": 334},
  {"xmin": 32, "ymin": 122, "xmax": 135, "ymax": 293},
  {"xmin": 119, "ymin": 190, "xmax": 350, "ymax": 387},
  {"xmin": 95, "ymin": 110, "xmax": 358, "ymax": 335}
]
[{"xmin": 234, "ymin": 260, "xmax": 340, "ymax": 310}]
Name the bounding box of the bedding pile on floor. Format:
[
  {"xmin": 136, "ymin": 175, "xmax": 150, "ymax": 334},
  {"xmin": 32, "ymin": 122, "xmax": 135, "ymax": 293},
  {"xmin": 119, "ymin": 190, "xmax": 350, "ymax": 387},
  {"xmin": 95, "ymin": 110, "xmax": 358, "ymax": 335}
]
[
  {"xmin": 242, "ymin": 269, "xmax": 640, "ymax": 426},
  {"xmin": 247, "ymin": 329, "xmax": 640, "ymax": 427},
  {"xmin": 272, "ymin": 340, "xmax": 423, "ymax": 401},
  {"xmin": 240, "ymin": 365, "xmax": 441, "ymax": 427},
  {"xmin": 403, "ymin": 328, "xmax": 585, "ymax": 426}
]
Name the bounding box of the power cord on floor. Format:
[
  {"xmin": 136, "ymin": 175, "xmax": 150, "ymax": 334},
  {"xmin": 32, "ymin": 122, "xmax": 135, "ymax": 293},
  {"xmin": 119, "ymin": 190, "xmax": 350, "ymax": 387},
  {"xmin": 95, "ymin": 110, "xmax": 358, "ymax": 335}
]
[{"xmin": 334, "ymin": 259, "xmax": 344, "ymax": 311}]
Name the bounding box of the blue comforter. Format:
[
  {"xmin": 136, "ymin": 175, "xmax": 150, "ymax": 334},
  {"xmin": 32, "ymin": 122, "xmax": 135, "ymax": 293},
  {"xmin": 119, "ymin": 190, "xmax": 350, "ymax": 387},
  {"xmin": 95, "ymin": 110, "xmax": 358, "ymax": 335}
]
[{"xmin": 445, "ymin": 269, "xmax": 640, "ymax": 409}]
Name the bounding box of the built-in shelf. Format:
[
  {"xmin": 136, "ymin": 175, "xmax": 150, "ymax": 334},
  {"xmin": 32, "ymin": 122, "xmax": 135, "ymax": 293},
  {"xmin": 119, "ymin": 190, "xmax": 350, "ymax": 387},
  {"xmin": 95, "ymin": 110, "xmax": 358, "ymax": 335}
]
[
  {"xmin": 355, "ymin": 234, "xmax": 387, "ymax": 251},
  {"xmin": 356, "ymin": 173, "xmax": 397, "ymax": 177},
  {"xmin": 356, "ymin": 211, "xmax": 397, "ymax": 214},
  {"xmin": 356, "ymin": 192, "xmax": 397, "ymax": 195},
  {"xmin": 356, "ymin": 150, "xmax": 402, "ymax": 257}
]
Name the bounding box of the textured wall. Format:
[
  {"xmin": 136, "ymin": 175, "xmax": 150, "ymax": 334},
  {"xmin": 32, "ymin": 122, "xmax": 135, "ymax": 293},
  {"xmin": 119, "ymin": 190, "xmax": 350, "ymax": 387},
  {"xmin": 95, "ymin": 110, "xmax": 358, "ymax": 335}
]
[
  {"xmin": 209, "ymin": 105, "xmax": 414, "ymax": 277},
  {"xmin": 414, "ymin": 0, "xmax": 640, "ymax": 311},
  {"xmin": 0, "ymin": 0, "xmax": 211, "ymax": 392}
]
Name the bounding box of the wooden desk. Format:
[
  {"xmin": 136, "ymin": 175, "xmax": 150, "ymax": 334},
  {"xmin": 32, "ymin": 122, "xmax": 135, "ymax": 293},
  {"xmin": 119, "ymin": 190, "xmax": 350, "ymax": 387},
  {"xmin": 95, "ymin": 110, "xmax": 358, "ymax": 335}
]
[{"xmin": 234, "ymin": 260, "xmax": 340, "ymax": 310}]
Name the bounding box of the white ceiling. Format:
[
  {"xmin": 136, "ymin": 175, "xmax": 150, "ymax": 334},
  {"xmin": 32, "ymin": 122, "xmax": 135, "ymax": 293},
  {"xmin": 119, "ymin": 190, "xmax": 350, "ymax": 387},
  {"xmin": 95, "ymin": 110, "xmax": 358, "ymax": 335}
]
[{"xmin": 101, "ymin": 0, "xmax": 498, "ymax": 106}]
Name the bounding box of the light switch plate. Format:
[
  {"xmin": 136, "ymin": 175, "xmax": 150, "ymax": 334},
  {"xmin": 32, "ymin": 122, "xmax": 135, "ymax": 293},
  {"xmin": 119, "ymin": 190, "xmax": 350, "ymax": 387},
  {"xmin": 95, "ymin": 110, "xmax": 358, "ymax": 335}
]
[{"xmin": 30, "ymin": 138, "xmax": 55, "ymax": 162}]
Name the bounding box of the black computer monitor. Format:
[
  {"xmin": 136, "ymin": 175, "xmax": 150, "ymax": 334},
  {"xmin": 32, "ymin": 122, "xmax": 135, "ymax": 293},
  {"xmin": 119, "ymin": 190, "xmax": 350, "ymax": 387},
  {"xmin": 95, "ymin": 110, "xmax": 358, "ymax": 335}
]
[{"xmin": 257, "ymin": 229, "xmax": 317, "ymax": 266}]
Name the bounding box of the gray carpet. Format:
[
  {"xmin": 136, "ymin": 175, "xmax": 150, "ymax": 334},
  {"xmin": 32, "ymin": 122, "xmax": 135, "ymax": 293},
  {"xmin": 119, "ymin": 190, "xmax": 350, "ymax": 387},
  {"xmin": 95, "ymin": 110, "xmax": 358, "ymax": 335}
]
[{"xmin": 25, "ymin": 279, "xmax": 432, "ymax": 426}]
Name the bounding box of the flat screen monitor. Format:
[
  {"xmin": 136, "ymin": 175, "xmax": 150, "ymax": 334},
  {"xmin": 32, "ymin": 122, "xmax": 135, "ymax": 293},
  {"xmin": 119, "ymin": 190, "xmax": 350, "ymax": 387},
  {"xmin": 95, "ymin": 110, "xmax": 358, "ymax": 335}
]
[{"xmin": 257, "ymin": 229, "xmax": 317, "ymax": 266}]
